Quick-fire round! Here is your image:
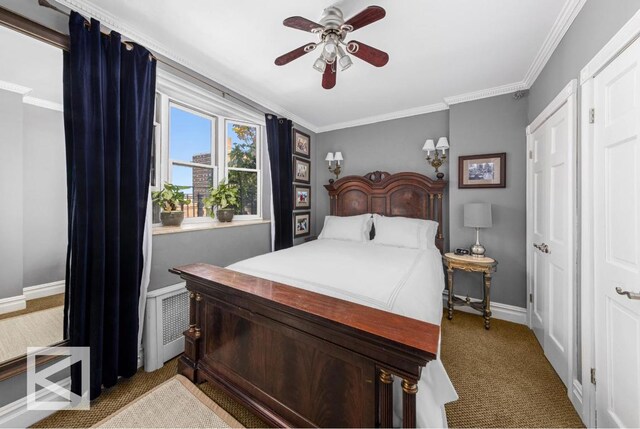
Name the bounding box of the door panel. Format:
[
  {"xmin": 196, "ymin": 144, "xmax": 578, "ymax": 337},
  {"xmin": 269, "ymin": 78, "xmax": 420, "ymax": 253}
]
[
  {"xmin": 531, "ymin": 130, "xmax": 547, "ymax": 345},
  {"xmin": 594, "ymin": 36, "xmax": 640, "ymax": 429}
]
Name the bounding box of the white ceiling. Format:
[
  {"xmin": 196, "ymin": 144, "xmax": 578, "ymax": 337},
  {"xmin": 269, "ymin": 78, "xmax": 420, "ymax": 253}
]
[
  {"xmin": 56, "ymin": 0, "xmax": 584, "ymax": 131},
  {"xmin": 0, "ymin": 25, "xmax": 63, "ymax": 108}
]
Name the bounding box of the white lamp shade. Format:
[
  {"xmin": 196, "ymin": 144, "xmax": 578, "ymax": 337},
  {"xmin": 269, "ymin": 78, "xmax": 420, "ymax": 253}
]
[
  {"xmin": 464, "ymin": 203, "xmax": 492, "ymax": 228},
  {"xmin": 325, "ymin": 152, "xmax": 334, "ymax": 162},
  {"xmin": 334, "ymin": 152, "xmax": 343, "ymax": 161},
  {"xmin": 422, "ymin": 139, "xmax": 435, "ymax": 152},
  {"xmin": 436, "ymin": 137, "xmax": 450, "ymax": 150}
]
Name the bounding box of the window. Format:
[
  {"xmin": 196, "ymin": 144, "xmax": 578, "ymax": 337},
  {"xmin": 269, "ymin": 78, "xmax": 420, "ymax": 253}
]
[
  {"xmin": 152, "ymin": 75, "xmax": 264, "ymax": 225},
  {"xmin": 168, "ymin": 104, "xmax": 216, "ymax": 220},
  {"xmin": 226, "ymin": 120, "xmax": 260, "ymax": 216}
]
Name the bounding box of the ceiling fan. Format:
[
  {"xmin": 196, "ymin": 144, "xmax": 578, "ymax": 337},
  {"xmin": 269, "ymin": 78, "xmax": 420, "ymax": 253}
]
[{"xmin": 274, "ymin": 5, "xmax": 389, "ymax": 89}]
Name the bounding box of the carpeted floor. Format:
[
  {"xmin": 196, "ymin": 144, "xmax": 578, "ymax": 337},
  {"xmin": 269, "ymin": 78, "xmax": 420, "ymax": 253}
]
[
  {"xmin": 441, "ymin": 311, "xmax": 583, "ymax": 428},
  {"xmin": 34, "ymin": 310, "xmax": 583, "ymax": 428},
  {"xmin": 0, "ymin": 294, "xmax": 64, "ymax": 321}
]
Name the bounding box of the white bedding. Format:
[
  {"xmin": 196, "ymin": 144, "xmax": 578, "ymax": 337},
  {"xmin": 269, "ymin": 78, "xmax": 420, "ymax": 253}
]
[{"xmin": 227, "ymin": 239, "xmax": 458, "ymax": 428}]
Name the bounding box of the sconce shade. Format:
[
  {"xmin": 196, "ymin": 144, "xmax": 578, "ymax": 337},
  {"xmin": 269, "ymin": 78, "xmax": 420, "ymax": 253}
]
[
  {"xmin": 325, "ymin": 152, "xmax": 334, "ymax": 162},
  {"xmin": 464, "ymin": 203, "xmax": 492, "ymax": 228},
  {"xmin": 422, "ymin": 139, "xmax": 435, "ymax": 152},
  {"xmin": 436, "ymin": 137, "xmax": 450, "ymax": 150},
  {"xmin": 334, "ymin": 152, "xmax": 343, "ymax": 161}
]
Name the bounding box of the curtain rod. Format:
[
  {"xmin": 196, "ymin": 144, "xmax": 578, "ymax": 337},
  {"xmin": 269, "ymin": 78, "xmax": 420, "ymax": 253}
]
[{"xmin": 38, "ymin": 0, "xmax": 268, "ymax": 118}]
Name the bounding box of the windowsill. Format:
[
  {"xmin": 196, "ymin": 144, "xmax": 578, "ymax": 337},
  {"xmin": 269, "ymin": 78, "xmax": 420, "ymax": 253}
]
[{"xmin": 152, "ymin": 219, "xmax": 270, "ymax": 236}]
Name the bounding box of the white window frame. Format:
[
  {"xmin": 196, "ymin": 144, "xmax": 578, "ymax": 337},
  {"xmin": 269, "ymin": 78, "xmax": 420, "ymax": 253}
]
[
  {"xmin": 153, "ymin": 70, "xmax": 264, "ymax": 225},
  {"xmin": 223, "ymin": 118, "xmax": 262, "ymax": 221}
]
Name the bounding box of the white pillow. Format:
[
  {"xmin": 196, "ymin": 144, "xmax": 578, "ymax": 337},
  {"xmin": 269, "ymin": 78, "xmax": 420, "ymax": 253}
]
[
  {"xmin": 318, "ymin": 214, "xmax": 372, "ymax": 242},
  {"xmin": 372, "ymin": 214, "xmax": 439, "ymax": 249}
]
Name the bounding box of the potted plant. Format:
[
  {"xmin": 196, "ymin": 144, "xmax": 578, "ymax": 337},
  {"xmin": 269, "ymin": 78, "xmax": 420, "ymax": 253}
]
[
  {"xmin": 204, "ymin": 180, "xmax": 239, "ymax": 222},
  {"xmin": 151, "ymin": 183, "xmax": 191, "ymax": 227}
]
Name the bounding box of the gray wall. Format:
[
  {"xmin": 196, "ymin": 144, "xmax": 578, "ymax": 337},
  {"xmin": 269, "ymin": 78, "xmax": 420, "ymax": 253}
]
[
  {"xmin": 314, "ymin": 111, "xmax": 450, "ymax": 246},
  {"xmin": 0, "ymin": 90, "xmax": 24, "ymax": 300},
  {"xmin": 449, "ymin": 93, "xmax": 529, "ymax": 308},
  {"xmin": 528, "ymin": 0, "xmax": 640, "ymax": 122},
  {"xmin": 22, "ymin": 105, "xmax": 67, "ymax": 287},
  {"xmin": 149, "ymin": 223, "xmax": 271, "ymax": 291}
]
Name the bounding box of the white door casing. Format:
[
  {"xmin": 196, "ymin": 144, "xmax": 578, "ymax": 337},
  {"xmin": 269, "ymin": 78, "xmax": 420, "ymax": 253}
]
[
  {"xmin": 592, "ymin": 36, "xmax": 640, "ymax": 429},
  {"xmin": 526, "ymin": 79, "xmax": 577, "ymax": 410}
]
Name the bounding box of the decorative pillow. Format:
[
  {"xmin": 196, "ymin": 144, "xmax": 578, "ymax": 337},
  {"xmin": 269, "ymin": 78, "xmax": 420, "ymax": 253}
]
[
  {"xmin": 372, "ymin": 214, "xmax": 439, "ymax": 249},
  {"xmin": 318, "ymin": 214, "xmax": 373, "ymax": 242}
]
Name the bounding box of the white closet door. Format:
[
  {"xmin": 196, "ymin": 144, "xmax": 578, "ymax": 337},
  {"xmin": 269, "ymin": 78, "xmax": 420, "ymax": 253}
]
[
  {"xmin": 593, "ymin": 36, "xmax": 640, "ymax": 429},
  {"xmin": 527, "ymin": 86, "xmax": 575, "ymax": 390}
]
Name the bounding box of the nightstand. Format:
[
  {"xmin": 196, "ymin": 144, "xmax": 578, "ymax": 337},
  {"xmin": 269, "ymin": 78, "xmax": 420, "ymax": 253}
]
[{"xmin": 442, "ymin": 253, "xmax": 498, "ymax": 329}]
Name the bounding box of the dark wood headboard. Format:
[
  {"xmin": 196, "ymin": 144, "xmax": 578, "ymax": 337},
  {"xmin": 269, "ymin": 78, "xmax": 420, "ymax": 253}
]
[{"xmin": 324, "ymin": 171, "xmax": 448, "ymax": 253}]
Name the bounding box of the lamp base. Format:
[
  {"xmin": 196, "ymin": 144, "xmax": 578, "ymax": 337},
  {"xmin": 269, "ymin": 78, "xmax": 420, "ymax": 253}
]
[{"xmin": 470, "ymin": 243, "xmax": 486, "ymax": 258}]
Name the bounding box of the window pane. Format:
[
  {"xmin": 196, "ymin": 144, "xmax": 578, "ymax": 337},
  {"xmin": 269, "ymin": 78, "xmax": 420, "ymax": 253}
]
[
  {"xmin": 170, "ymin": 106, "xmax": 212, "ymax": 164},
  {"xmin": 228, "ymin": 170, "xmax": 258, "ymax": 215},
  {"xmin": 171, "ymin": 164, "xmax": 213, "ymax": 218},
  {"xmin": 226, "ymin": 122, "xmax": 257, "ymax": 169}
]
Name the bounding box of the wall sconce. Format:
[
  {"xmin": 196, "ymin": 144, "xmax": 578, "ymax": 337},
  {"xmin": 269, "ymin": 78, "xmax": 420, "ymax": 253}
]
[
  {"xmin": 422, "ymin": 137, "xmax": 449, "ymax": 180},
  {"xmin": 326, "ymin": 151, "xmax": 343, "ymax": 182}
]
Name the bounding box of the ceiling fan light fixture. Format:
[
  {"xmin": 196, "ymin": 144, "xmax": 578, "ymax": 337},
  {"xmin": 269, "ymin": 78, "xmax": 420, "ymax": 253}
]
[
  {"xmin": 313, "ymin": 56, "xmax": 327, "ymax": 73},
  {"xmin": 339, "ymin": 54, "xmax": 353, "ymax": 71}
]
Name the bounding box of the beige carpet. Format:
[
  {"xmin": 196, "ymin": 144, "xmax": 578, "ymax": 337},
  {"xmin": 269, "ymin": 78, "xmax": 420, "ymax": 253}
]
[
  {"xmin": 93, "ymin": 375, "xmax": 244, "ymax": 428},
  {"xmin": 0, "ymin": 294, "xmax": 64, "ymax": 321},
  {"xmin": 0, "ymin": 306, "xmax": 64, "ymax": 362},
  {"xmin": 35, "ymin": 310, "xmax": 583, "ymax": 428},
  {"xmin": 442, "ymin": 310, "xmax": 584, "ymax": 428}
]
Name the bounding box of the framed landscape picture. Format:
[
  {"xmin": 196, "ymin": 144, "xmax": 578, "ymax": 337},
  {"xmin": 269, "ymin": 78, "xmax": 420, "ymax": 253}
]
[
  {"xmin": 458, "ymin": 153, "xmax": 506, "ymax": 189},
  {"xmin": 293, "ymin": 129, "xmax": 311, "ymax": 158},
  {"xmin": 293, "ymin": 157, "xmax": 311, "ymax": 184},
  {"xmin": 293, "ymin": 184, "xmax": 311, "ymax": 210},
  {"xmin": 293, "ymin": 212, "xmax": 311, "ymax": 238}
]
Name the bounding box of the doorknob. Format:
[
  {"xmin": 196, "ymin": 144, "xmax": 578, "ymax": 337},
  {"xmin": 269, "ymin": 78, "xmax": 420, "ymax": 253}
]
[
  {"xmin": 616, "ymin": 287, "xmax": 640, "ymax": 300},
  {"xmin": 533, "ymin": 243, "xmax": 551, "ymax": 254}
]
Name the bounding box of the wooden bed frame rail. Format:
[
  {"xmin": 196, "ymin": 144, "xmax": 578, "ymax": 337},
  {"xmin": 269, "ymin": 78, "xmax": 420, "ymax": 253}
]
[{"xmin": 172, "ymin": 263, "xmax": 440, "ymax": 428}]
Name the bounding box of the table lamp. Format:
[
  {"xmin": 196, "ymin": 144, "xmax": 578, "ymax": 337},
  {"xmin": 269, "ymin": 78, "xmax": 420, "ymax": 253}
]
[{"xmin": 464, "ymin": 203, "xmax": 492, "ymax": 258}]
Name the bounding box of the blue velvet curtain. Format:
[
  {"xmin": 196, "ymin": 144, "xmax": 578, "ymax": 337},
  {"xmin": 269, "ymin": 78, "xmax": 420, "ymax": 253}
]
[
  {"xmin": 265, "ymin": 114, "xmax": 293, "ymax": 250},
  {"xmin": 63, "ymin": 11, "xmax": 156, "ymax": 399}
]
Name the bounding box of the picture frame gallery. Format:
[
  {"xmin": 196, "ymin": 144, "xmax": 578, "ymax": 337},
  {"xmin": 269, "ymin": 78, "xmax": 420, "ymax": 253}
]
[{"xmin": 458, "ymin": 152, "xmax": 506, "ymax": 189}]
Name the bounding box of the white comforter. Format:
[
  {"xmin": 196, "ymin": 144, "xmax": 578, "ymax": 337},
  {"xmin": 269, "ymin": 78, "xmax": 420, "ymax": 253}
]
[{"xmin": 227, "ymin": 239, "xmax": 458, "ymax": 428}]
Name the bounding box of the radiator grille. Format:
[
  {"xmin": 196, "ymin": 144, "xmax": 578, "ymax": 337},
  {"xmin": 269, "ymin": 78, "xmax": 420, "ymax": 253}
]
[{"xmin": 161, "ymin": 291, "xmax": 189, "ymax": 345}]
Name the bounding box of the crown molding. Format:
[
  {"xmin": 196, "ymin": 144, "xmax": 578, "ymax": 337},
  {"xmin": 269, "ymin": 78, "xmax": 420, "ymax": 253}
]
[
  {"xmin": 0, "ymin": 80, "xmax": 32, "ymax": 95},
  {"xmin": 444, "ymin": 81, "xmax": 527, "ymax": 106},
  {"xmin": 52, "ymin": 0, "xmax": 585, "ymax": 134},
  {"xmin": 23, "ymin": 96, "xmax": 64, "ymax": 112},
  {"xmin": 523, "ymin": 0, "xmax": 587, "ymax": 87},
  {"xmin": 315, "ymin": 102, "xmax": 449, "ymax": 133},
  {"xmin": 55, "ymin": 0, "xmax": 320, "ymax": 133}
]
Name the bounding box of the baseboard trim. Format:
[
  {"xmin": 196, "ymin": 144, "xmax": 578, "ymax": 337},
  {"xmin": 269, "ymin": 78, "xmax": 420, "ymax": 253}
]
[
  {"xmin": 442, "ymin": 293, "xmax": 528, "ymax": 325},
  {"xmin": 0, "ymin": 295, "xmax": 27, "ymax": 315},
  {"xmin": 23, "ymin": 280, "xmax": 65, "ymax": 301},
  {"xmin": 0, "ymin": 377, "xmax": 71, "ymax": 428}
]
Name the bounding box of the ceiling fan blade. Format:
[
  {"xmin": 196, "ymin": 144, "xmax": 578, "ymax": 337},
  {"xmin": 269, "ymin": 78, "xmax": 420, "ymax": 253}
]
[
  {"xmin": 347, "ymin": 41, "xmax": 389, "ymax": 67},
  {"xmin": 275, "ymin": 43, "xmax": 317, "ymax": 66},
  {"xmin": 283, "ymin": 16, "xmax": 323, "ymax": 33},
  {"xmin": 343, "ymin": 6, "xmax": 386, "ymax": 32},
  {"xmin": 322, "ymin": 62, "xmax": 337, "ymax": 89}
]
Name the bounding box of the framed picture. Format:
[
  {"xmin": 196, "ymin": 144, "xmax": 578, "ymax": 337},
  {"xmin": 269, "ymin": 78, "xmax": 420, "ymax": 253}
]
[
  {"xmin": 458, "ymin": 153, "xmax": 507, "ymax": 189},
  {"xmin": 293, "ymin": 156, "xmax": 311, "ymax": 184},
  {"xmin": 293, "ymin": 129, "xmax": 311, "ymax": 158},
  {"xmin": 293, "ymin": 184, "xmax": 311, "ymax": 210},
  {"xmin": 293, "ymin": 212, "xmax": 311, "ymax": 238}
]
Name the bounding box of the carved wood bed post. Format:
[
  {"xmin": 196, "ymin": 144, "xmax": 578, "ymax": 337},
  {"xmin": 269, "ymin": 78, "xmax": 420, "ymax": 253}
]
[
  {"xmin": 378, "ymin": 368, "xmax": 394, "ymax": 427},
  {"xmin": 177, "ymin": 287, "xmax": 202, "ymax": 383},
  {"xmin": 402, "ymin": 378, "xmax": 419, "ymax": 428}
]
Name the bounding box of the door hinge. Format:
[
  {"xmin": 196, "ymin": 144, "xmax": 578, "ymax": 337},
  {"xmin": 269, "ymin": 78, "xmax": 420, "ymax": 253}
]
[
  {"xmin": 591, "ymin": 368, "xmax": 596, "ymax": 385},
  {"xmin": 528, "ymin": 150, "xmax": 533, "ymax": 160},
  {"xmin": 529, "ymin": 293, "xmax": 533, "ymax": 303},
  {"xmin": 589, "ymin": 108, "xmax": 595, "ymax": 124}
]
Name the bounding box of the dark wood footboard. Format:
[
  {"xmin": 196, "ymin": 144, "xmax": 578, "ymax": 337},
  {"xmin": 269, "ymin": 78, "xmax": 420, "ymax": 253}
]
[{"xmin": 171, "ymin": 263, "xmax": 439, "ymax": 428}]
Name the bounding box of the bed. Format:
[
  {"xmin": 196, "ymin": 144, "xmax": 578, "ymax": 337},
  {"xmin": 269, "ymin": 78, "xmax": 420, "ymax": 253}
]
[{"xmin": 172, "ymin": 171, "xmax": 455, "ymax": 427}]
